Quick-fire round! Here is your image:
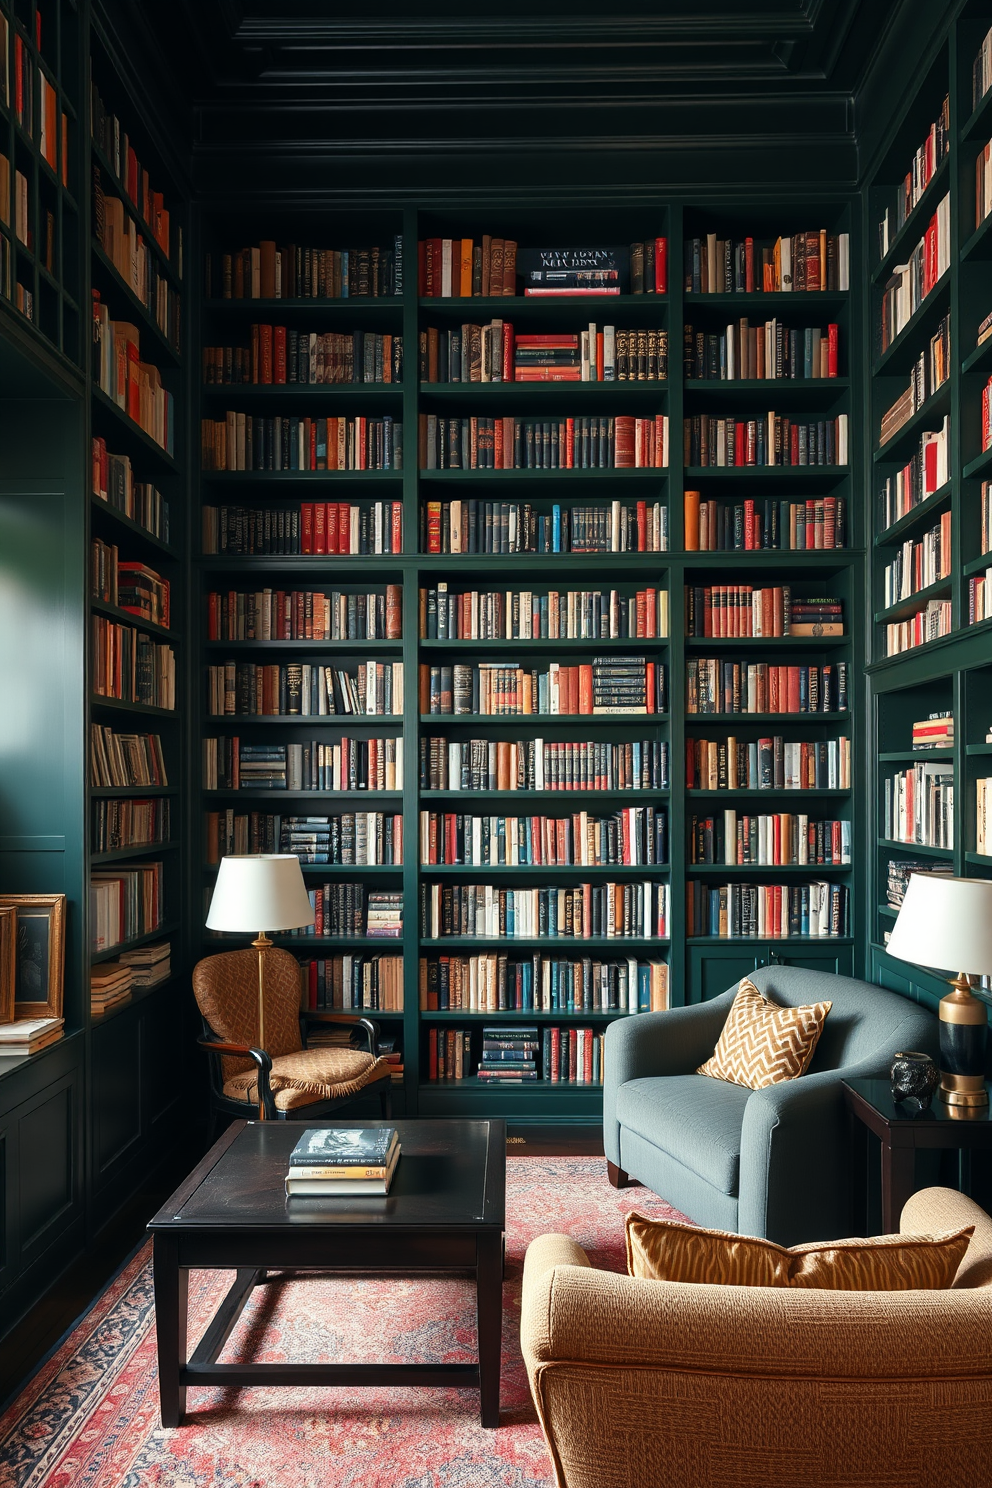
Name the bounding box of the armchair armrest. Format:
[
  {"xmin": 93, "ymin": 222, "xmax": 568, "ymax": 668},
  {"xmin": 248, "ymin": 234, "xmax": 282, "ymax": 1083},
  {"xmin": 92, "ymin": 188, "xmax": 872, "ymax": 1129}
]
[
  {"xmin": 603, "ymin": 993, "xmax": 734, "ymax": 1166},
  {"xmin": 197, "ymin": 1035, "xmax": 276, "ymax": 1119},
  {"xmin": 521, "ymin": 1261, "xmax": 992, "ymax": 1381},
  {"xmin": 902, "ymin": 1187, "xmax": 992, "ymax": 1289},
  {"xmin": 300, "ymin": 1011, "xmax": 380, "ymax": 1056}
]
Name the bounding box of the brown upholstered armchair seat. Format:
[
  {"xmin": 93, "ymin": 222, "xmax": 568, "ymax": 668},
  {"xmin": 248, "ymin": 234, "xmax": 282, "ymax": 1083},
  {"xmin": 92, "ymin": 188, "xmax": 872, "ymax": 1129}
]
[{"xmin": 223, "ymin": 1045, "xmax": 390, "ymax": 1112}]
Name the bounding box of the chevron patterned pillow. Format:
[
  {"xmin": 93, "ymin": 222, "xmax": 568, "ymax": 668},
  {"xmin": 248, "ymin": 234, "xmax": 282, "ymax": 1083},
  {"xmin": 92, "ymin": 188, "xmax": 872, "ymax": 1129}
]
[{"xmin": 697, "ymin": 976, "xmax": 831, "ymax": 1089}]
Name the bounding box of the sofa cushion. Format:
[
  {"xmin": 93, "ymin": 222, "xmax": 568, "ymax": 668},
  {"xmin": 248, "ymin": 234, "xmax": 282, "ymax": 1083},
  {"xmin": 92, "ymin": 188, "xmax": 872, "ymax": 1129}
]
[
  {"xmin": 697, "ymin": 976, "xmax": 831, "ymax": 1089},
  {"xmin": 616, "ymin": 1075, "xmax": 751, "ymax": 1194},
  {"xmin": 626, "ymin": 1213, "xmax": 975, "ymax": 1291}
]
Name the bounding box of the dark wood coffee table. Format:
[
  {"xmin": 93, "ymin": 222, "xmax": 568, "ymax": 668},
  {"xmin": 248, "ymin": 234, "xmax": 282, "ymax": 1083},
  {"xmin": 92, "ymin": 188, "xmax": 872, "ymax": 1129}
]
[{"xmin": 148, "ymin": 1118, "xmax": 506, "ymax": 1428}]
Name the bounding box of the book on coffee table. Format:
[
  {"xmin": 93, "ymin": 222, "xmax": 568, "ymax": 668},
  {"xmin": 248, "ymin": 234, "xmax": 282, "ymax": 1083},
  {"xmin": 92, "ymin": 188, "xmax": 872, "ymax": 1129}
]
[{"xmin": 285, "ymin": 1126, "xmax": 401, "ymax": 1197}]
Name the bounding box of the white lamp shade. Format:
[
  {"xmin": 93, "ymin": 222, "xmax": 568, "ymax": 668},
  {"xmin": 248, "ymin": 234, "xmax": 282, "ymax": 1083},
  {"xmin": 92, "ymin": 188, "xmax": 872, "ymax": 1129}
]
[
  {"xmin": 205, "ymin": 854, "xmax": 315, "ymax": 933},
  {"xmin": 887, "ymin": 873, "xmax": 992, "ymax": 977}
]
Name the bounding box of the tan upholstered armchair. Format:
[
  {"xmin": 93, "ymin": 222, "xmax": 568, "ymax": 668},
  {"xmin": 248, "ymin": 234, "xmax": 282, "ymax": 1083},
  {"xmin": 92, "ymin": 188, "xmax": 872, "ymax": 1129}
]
[
  {"xmin": 521, "ymin": 1187, "xmax": 992, "ymax": 1488},
  {"xmin": 193, "ymin": 946, "xmax": 392, "ymax": 1126}
]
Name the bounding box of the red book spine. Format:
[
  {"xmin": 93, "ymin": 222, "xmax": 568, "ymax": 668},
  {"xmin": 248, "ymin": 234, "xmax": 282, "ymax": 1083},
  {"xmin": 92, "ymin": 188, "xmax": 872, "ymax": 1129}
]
[
  {"xmin": 391, "ymin": 501, "xmax": 402, "ymax": 553},
  {"xmin": 313, "ymin": 502, "xmax": 327, "ymax": 554},
  {"xmin": 301, "ymin": 503, "xmax": 314, "ymax": 554},
  {"xmin": 274, "ymin": 326, "xmax": 287, "ymax": 384},
  {"xmin": 655, "ymin": 236, "xmax": 668, "ymax": 294},
  {"xmin": 260, "ymin": 323, "xmax": 273, "ymax": 383},
  {"xmin": 636, "ymin": 499, "xmax": 647, "ymax": 552},
  {"xmin": 503, "ymin": 323, "xmax": 513, "ymax": 383},
  {"xmin": 827, "ymin": 323, "xmax": 839, "ymax": 377}
]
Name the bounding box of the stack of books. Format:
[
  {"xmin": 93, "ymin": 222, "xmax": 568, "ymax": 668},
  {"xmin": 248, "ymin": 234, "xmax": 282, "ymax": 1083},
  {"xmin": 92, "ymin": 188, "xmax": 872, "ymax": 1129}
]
[
  {"xmin": 120, "ymin": 939, "xmax": 171, "ymax": 987},
  {"xmin": 911, "ymin": 712, "xmax": 954, "ymax": 750},
  {"xmin": 90, "ymin": 962, "xmax": 133, "ymax": 1014},
  {"xmin": 886, "ymin": 858, "xmax": 955, "ymax": 909},
  {"xmin": 285, "ymin": 1126, "xmax": 400, "ymax": 1197},
  {"xmin": 789, "ymin": 596, "xmax": 844, "ymax": 636},
  {"xmin": 366, "ymin": 891, "xmax": 403, "ymax": 938},
  {"xmin": 0, "ymin": 1017, "xmax": 65, "ymax": 1056},
  {"xmin": 477, "ymin": 1025, "xmax": 540, "ymax": 1082}
]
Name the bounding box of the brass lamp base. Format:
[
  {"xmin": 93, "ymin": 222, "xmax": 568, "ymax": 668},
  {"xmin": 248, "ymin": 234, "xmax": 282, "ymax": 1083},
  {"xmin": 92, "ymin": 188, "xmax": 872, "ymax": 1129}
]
[
  {"xmin": 939, "ymin": 975, "xmax": 989, "ymax": 1108},
  {"xmin": 252, "ymin": 930, "xmax": 273, "ymax": 1120}
]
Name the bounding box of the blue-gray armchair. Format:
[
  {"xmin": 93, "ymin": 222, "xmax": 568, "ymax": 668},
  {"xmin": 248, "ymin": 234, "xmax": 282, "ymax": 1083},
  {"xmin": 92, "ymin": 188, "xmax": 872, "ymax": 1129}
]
[{"xmin": 603, "ymin": 965, "xmax": 939, "ymax": 1246}]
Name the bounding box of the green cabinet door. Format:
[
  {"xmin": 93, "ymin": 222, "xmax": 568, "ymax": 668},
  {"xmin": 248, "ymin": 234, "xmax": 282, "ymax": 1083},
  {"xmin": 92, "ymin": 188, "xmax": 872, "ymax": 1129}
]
[
  {"xmin": 762, "ymin": 945, "xmax": 854, "ymax": 976},
  {"xmin": 687, "ymin": 946, "xmax": 762, "ymax": 1003}
]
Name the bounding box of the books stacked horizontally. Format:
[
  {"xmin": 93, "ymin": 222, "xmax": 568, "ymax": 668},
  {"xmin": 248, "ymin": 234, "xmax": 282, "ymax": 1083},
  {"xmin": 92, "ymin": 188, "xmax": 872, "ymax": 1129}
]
[
  {"xmin": 285, "ymin": 1126, "xmax": 400, "ymax": 1197},
  {"xmin": 886, "ymin": 858, "xmax": 955, "ymax": 910},
  {"xmin": 90, "ymin": 962, "xmax": 133, "ymax": 1014},
  {"xmin": 477, "ymin": 1025, "xmax": 539, "ymax": 1082},
  {"xmin": 120, "ymin": 939, "xmax": 172, "ymax": 988},
  {"xmin": 789, "ymin": 596, "xmax": 844, "ymax": 637},
  {"xmin": 0, "ymin": 1017, "xmax": 64, "ymax": 1056},
  {"xmin": 912, "ymin": 712, "xmax": 954, "ymax": 751},
  {"xmin": 366, "ymin": 891, "xmax": 403, "ymax": 938}
]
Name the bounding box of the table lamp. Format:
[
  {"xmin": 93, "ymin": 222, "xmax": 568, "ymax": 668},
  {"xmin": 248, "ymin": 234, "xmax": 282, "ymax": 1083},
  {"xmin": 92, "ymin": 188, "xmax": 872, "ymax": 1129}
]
[
  {"xmin": 205, "ymin": 855, "xmax": 315, "ymax": 1113},
  {"xmin": 887, "ymin": 873, "xmax": 992, "ymax": 1108}
]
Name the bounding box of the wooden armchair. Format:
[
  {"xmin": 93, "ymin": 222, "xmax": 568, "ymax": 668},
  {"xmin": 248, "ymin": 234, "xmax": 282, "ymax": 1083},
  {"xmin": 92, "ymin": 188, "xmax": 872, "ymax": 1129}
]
[{"xmin": 192, "ymin": 946, "xmax": 392, "ymax": 1126}]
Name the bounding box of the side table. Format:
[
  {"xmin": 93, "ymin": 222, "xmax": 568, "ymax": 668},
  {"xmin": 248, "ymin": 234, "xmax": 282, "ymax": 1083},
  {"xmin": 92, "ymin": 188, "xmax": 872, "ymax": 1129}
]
[{"xmin": 843, "ymin": 1077, "xmax": 992, "ymax": 1234}]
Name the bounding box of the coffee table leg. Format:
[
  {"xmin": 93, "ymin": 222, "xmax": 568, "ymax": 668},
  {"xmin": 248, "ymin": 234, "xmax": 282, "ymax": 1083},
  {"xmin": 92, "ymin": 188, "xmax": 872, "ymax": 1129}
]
[
  {"xmin": 881, "ymin": 1137, "xmax": 916, "ymax": 1235},
  {"xmin": 477, "ymin": 1232, "xmax": 503, "ymax": 1428},
  {"xmin": 153, "ymin": 1234, "xmax": 188, "ymax": 1427}
]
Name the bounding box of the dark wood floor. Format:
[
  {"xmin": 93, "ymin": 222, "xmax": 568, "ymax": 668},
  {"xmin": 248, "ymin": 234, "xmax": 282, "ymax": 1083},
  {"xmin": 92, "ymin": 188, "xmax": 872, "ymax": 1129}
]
[{"xmin": 0, "ymin": 1122, "xmax": 604, "ymax": 1410}]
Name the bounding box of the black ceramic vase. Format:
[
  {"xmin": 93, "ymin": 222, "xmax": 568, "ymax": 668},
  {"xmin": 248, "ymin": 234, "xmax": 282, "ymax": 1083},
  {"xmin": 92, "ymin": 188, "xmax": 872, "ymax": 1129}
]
[{"xmin": 890, "ymin": 1051, "xmax": 940, "ymax": 1110}]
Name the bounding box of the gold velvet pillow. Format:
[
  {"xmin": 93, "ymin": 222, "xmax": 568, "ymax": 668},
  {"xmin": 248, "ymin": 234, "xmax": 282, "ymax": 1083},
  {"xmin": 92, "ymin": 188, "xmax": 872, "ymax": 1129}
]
[
  {"xmin": 625, "ymin": 1213, "xmax": 974, "ymax": 1291},
  {"xmin": 697, "ymin": 976, "xmax": 831, "ymax": 1089}
]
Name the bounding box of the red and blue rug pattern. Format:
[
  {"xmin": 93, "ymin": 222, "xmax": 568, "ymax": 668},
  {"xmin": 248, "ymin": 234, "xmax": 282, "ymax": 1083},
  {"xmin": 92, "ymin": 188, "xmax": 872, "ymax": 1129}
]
[{"xmin": 0, "ymin": 1157, "xmax": 686, "ymax": 1488}]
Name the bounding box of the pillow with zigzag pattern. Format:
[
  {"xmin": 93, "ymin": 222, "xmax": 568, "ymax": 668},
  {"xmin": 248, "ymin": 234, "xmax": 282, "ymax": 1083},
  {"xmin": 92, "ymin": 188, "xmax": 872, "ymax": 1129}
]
[{"xmin": 697, "ymin": 977, "xmax": 830, "ymax": 1090}]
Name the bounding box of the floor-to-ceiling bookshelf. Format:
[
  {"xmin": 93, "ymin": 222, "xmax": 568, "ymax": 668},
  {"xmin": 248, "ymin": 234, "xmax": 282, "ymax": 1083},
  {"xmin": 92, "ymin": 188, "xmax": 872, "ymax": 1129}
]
[
  {"xmin": 866, "ymin": 6, "xmax": 992, "ymax": 1012},
  {"xmin": 192, "ymin": 199, "xmax": 862, "ymax": 1121}
]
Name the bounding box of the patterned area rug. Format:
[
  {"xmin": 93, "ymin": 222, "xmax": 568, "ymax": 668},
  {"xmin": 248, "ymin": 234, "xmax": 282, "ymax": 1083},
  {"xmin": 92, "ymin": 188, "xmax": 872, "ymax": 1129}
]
[{"xmin": 0, "ymin": 1157, "xmax": 687, "ymax": 1488}]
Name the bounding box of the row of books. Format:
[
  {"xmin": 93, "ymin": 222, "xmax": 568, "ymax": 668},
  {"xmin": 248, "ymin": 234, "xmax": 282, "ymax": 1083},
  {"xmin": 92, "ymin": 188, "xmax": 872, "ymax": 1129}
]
[
  {"xmin": 93, "ymin": 173, "xmax": 181, "ymax": 354},
  {"xmin": 975, "ymin": 26, "xmax": 992, "ymax": 108},
  {"xmin": 977, "ymin": 778, "xmax": 992, "ymax": 856},
  {"xmin": 884, "ymin": 599, "xmax": 953, "ymax": 655},
  {"xmin": 878, "ymin": 418, "xmax": 950, "ymax": 530},
  {"xmin": 92, "ymin": 440, "xmax": 169, "ymax": 544},
  {"xmin": 877, "ymin": 94, "xmax": 950, "ymax": 253},
  {"xmin": 688, "ymin": 813, "xmax": 851, "ymax": 866},
  {"xmin": 686, "ymin": 660, "xmax": 848, "ymax": 715},
  {"xmin": 968, "ymin": 567, "xmax": 992, "ymax": 624},
  {"xmin": 420, "ymin": 736, "xmax": 669, "ymax": 793},
  {"xmin": 421, "ymin": 498, "xmax": 668, "ymax": 555},
  {"xmin": 982, "ymin": 374, "xmax": 992, "ymax": 454},
  {"xmin": 684, "ymin": 493, "xmax": 846, "ymax": 552},
  {"xmin": 92, "ymin": 296, "xmax": 176, "ymax": 455},
  {"xmin": 419, "ymin": 954, "xmax": 669, "ymax": 1014},
  {"xmin": 429, "ymin": 1025, "xmax": 605, "ymax": 1084},
  {"xmin": 686, "ymin": 881, "xmax": 849, "ymax": 938},
  {"xmin": 418, "ymin": 808, "xmax": 668, "ymax": 868},
  {"xmin": 90, "ymin": 725, "xmax": 168, "ymax": 788},
  {"xmin": 419, "ymin": 325, "xmax": 668, "ymax": 383},
  {"xmin": 208, "ymin": 240, "xmax": 403, "ymax": 299},
  {"xmin": 302, "ymin": 953, "xmax": 403, "ymax": 1011},
  {"xmin": 977, "ymin": 141, "xmax": 992, "ymax": 231},
  {"xmin": 93, "ymin": 798, "xmax": 170, "ymax": 854},
  {"xmin": 202, "ymin": 329, "xmax": 402, "ymax": 386},
  {"xmin": 878, "ymin": 195, "xmax": 951, "ymax": 356},
  {"xmin": 90, "ymin": 863, "xmax": 163, "ymax": 953},
  {"xmin": 419, "ymin": 881, "xmax": 670, "ymax": 941},
  {"xmin": 684, "ymin": 321, "xmax": 839, "ymax": 381},
  {"xmin": 683, "ymin": 413, "xmax": 849, "ymax": 467},
  {"xmin": 91, "ymin": 82, "xmax": 173, "ymax": 260},
  {"xmin": 418, "ymin": 586, "xmax": 668, "ymax": 642},
  {"xmin": 686, "ymin": 736, "xmax": 851, "ymax": 792},
  {"xmin": 90, "ymin": 542, "xmax": 171, "ymax": 628},
  {"xmin": 206, "ymin": 660, "xmax": 403, "ymax": 718},
  {"xmin": 882, "ymin": 763, "xmax": 954, "ymax": 848},
  {"xmin": 200, "ymin": 414, "xmax": 402, "ymax": 472},
  {"xmin": 683, "ymin": 231, "xmax": 850, "ymax": 294},
  {"xmin": 91, "ymin": 619, "xmax": 175, "ymax": 710},
  {"xmin": 881, "ymin": 512, "xmax": 952, "ymax": 609},
  {"xmin": 981, "ymin": 481, "xmax": 992, "ymax": 557},
  {"xmin": 203, "ymin": 736, "xmax": 403, "ymax": 793},
  {"xmin": 418, "ymin": 659, "xmax": 667, "ymax": 717},
  {"xmin": 206, "ymin": 586, "xmax": 402, "ymax": 642},
  {"xmin": 287, "ymin": 813, "xmax": 402, "ymax": 865},
  {"xmin": 684, "ymin": 586, "xmax": 843, "ymax": 639},
  {"xmin": 417, "ymin": 239, "xmax": 667, "ymax": 298},
  {"xmin": 203, "ymin": 501, "xmax": 403, "ymax": 556},
  {"xmin": 885, "ymin": 858, "xmax": 954, "ymax": 909},
  {"xmin": 878, "ymin": 316, "xmax": 950, "ymax": 447},
  {"xmin": 418, "ymin": 413, "xmax": 670, "ymax": 470}
]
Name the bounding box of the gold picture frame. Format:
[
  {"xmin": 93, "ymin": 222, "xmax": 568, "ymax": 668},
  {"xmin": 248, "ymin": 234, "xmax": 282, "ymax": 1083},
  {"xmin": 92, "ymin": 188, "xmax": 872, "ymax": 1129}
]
[
  {"xmin": 0, "ymin": 894, "xmax": 66, "ymax": 1020},
  {"xmin": 0, "ymin": 906, "xmax": 15, "ymax": 1023}
]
